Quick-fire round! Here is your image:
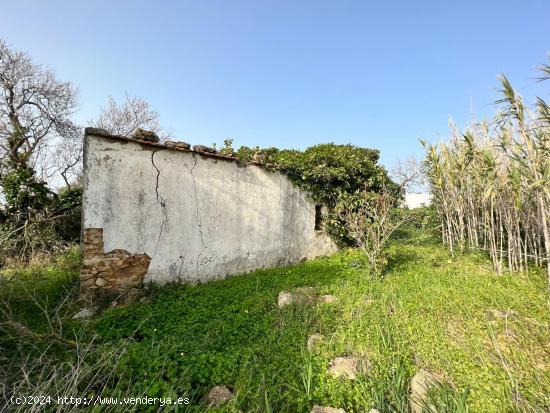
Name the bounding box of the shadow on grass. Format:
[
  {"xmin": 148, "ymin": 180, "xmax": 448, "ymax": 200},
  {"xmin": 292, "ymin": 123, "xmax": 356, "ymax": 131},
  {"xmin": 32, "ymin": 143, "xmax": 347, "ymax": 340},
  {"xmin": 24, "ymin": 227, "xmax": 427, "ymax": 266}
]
[
  {"xmin": 385, "ymin": 249, "xmax": 420, "ymax": 274},
  {"xmin": 95, "ymin": 258, "xmax": 347, "ymax": 339},
  {"xmin": 392, "ymin": 227, "xmax": 441, "ymax": 246},
  {"xmin": 91, "ymin": 258, "xmax": 350, "ymax": 411}
]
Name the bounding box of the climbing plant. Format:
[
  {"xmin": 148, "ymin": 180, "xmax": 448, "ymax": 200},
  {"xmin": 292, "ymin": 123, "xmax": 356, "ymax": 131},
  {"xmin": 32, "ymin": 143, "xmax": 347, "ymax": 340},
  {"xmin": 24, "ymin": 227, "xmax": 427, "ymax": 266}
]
[{"xmin": 234, "ymin": 143, "xmax": 400, "ymax": 245}]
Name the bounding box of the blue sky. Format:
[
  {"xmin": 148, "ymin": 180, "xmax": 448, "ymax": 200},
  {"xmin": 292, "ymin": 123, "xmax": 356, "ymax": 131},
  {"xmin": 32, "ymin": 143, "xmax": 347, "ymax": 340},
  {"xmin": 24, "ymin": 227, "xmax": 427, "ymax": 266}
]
[{"xmin": 1, "ymin": 0, "xmax": 548, "ymax": 167}]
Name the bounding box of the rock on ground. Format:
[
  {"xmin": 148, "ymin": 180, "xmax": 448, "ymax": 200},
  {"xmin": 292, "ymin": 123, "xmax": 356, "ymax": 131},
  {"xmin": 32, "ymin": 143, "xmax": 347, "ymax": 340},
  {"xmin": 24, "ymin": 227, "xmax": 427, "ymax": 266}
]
[
  {"xmin": 278, "ymin": 291, "xmax": 295, "ymax": 308},
  {"xmin": 318, "ymin": 294, "xmax": 336, "ymax": 303},
  {"xmin": 307, "ymin": 334, "xmax": 323, "ymax": 352},
  {"xmin": 409, "ymin": 369, "xmax": 443, "ymax": 413},
  {"xmin": 72, "ymin": 307, "xmax": 98, "ymax": 320},
  {"xmin": 95, "ymin": 277, "xmax": 108, "ymax": 287},
  {"xmin": 139, "ymin": 296, "xmax": 151, "ymax": 304},
  {"xmin": 310, "ymin": 405, "xmax": 346, "ymax": 413},
  {"xmin": 109, "ymin": 288, "xmax": 146, "ymax": 309},
  {"xmin": 486, "ymin": 308, "xmax": 518, "ymax": 319},
  {"xmin": 278, "ymin": 287, "xmax": 336, "ymax": 308},
  {"xmin": 205, "ymin": 385, "xmax": 233, "ymax": 407},
  {"xmin": 328, "ymin": 356, "xmax": 369, "ymax": 380},
  {"xmin": 296, "ymin": 286, "xmax": 316, "ymax": 294}
]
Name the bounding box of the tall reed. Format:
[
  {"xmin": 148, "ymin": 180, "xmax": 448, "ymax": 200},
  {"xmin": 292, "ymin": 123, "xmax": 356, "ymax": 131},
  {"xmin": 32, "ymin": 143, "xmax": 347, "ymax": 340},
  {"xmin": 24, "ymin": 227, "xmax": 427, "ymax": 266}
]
[{"xmin": 423, "ymin": 61, "xmax": 550, "ymax": 287}]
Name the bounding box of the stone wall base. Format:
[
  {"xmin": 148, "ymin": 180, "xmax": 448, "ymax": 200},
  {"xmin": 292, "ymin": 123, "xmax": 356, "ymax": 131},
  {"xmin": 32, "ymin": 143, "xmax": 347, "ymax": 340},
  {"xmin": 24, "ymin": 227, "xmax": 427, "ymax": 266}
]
[{"xmin": 80, "ymin": 228, "xmax": 151, "ymax": 307}]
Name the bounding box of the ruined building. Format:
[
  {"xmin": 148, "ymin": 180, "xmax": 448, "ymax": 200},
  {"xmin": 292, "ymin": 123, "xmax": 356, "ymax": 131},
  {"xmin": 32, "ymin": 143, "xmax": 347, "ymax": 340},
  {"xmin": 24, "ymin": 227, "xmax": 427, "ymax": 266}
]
[{"xmin": 80, "ymin": 128, "xmax": 337, "ymax": 304}]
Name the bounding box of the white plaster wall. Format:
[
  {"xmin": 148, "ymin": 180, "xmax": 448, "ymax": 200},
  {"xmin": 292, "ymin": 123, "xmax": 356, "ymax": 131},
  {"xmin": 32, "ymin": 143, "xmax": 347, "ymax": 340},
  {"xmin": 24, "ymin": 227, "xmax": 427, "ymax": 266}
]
[{"xmin": 82, "ymin": 134, "xmax": 337, "ymax": 283}]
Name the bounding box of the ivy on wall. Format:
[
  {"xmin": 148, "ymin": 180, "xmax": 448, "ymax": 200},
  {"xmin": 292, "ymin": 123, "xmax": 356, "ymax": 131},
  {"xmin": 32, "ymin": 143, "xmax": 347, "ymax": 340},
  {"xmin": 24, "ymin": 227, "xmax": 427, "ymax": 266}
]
[{"xmin": 224, "ymin": 141, "xmax": 399, "ymax": 246}]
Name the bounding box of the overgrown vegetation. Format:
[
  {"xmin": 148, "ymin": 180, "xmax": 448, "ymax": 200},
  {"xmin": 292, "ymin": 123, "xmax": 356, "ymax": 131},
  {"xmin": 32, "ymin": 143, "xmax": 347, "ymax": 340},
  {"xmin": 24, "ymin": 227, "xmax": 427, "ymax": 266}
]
[
  {"xmin": 2, "ymin": 223, "xmax": 549, "ymax": 412},
  {"xmin": 0, "ymin": 169, "xmax": 82, "ymax": 266},
  {"xmin": 0, "ymin": 39, "xmax": 82, "ymax": 266},
  {"xmin": 0, "ymin": 40, "xmax": 400, "ymax": 268},
  {"xmin": 0, "ymin": 40, "xmax": 178, "ymax": 267},
  {"xmin": 222, "ymin": 140, "xmax": 402, "ymax": 248},
  {"xmin": 1, "ymin": 36, "xmax": 548, "ymax": 413},
  {"xmin": 335, "ymin": 188, "xmax": 404, "ymax": 277},
  {"xmin": 333, "ymin": 159, "xmax": 421, "ymax": 276},
  {"xmin": 235, "ymin": 143, "xmax": 397, "ymax": 205},
  {"xmin": 423, "ymin": 61, "xmax": 550, "ymax": 284}
]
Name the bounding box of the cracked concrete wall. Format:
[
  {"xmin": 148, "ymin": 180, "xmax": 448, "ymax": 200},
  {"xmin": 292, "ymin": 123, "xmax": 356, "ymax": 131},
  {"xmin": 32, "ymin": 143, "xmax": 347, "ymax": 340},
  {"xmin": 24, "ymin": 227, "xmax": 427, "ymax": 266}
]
[{"xmin": 82, "ymin": 132, "xmax": 337, "ymax": 286}]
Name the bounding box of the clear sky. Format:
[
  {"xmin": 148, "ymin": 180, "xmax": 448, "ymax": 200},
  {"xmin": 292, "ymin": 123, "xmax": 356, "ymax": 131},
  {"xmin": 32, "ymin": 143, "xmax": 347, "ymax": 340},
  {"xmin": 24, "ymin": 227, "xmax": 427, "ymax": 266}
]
[{"xmin": 1, "ymin": 0, "xmax": 548, "ymax": 167}]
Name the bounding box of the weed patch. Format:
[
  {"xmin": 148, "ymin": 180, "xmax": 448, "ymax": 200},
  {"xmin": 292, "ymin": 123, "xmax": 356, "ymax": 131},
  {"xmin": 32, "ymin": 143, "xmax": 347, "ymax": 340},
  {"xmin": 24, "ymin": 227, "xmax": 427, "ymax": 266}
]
[{"xmin": 2, "ymin": 230, "xmax": 549, "ymax": 412}]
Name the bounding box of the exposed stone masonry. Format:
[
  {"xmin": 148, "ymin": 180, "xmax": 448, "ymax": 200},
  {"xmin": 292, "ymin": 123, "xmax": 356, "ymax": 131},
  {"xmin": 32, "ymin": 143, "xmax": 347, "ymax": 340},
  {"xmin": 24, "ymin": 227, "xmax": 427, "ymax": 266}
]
[{"xmin": 80, "ymin": 228, "xmax": 151, "ymax": 306}]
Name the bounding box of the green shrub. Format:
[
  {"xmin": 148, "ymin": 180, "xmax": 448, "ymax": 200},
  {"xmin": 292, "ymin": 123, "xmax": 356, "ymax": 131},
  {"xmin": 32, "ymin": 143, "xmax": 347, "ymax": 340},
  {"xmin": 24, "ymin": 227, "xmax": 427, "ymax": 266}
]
[
  {"xmin": 1, "ymin": 167, "xmax": 54, "ymax": 223},
  {"xmin": 52, "ymin": 186, "xmax": 82, "ymax": 243},
  {"xmin": 0, "ymin": 176, "xmax": 82, "ymax": 266},
  {"xmin": 236, "ymin": 143, "xmax": 395, "ymax": 204},
  {"xmin": 234, "ymin": 143, "xmax": 399, "ymax": 245}
]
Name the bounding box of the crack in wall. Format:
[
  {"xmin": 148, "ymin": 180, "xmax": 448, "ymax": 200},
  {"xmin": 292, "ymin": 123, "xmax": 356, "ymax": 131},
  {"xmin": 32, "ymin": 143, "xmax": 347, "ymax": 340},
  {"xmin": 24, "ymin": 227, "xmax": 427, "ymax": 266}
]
[
  {"xmin": 190, "ymin": 154, "xmax": 206, "ymax": 276},
  {"xmin": 151, "ymin": 150, "xmax": 168, "ymax": 257},
  {"xmin": 84, "ymin": 134, "xmax": 338, "ymax": 287}
]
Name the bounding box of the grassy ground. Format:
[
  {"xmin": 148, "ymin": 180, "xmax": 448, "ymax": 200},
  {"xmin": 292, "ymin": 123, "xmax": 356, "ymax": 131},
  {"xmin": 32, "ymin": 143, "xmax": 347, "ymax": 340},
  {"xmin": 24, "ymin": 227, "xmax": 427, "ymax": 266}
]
[{"xmin": 1, "ymin": 228, "xmax": 549, "ymax": 412}]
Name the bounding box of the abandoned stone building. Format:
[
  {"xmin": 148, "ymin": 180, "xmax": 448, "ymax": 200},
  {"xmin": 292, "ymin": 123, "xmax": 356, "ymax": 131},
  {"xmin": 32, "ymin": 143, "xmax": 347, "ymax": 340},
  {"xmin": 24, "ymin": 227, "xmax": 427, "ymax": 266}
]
[{"xmin": 80, "ymin": 128, "xmax": 337, "ymax": 304}]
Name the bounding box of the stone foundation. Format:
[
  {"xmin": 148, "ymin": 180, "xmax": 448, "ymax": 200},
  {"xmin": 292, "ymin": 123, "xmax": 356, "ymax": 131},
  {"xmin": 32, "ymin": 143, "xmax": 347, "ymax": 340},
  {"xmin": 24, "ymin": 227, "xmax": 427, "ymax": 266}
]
[{"xmin": 80, "ymin": 228, "xmax": 151, "ymax": 306}]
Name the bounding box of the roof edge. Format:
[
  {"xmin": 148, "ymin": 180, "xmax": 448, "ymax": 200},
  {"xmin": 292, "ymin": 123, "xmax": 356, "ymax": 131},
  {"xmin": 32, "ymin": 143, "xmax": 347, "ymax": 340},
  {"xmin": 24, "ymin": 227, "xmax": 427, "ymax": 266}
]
[{"xmin": 84, "ymin": 127, "xmax": 267, "ymax": 168}]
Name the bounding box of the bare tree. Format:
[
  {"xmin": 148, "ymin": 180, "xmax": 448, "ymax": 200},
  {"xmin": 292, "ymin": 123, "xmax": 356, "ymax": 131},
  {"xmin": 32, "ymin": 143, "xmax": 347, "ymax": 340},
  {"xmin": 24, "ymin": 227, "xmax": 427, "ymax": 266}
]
[
  {"xmin": 54, "ymin": 126, "xmax": 83, "ymax": 189},
  {"xmin": 391, "ymin": 156, "xmax": 425, "ymax": 193},
  {"xmin": 0, "ymin": 39, "xmax": 78, "ymax": 179},
  {"xmin": 57, "ymin": 94, "xmax": 166, "ymax": 189},
  {"xmin": 90, "ymin": 94, "xmax": 162, "ymax": 137},
  {"xmin": 0, "ymin": 40, "xmax": 82, "ymax": 263},
  {"xmin": 342, "ymin": 187, "xmax": 404, "ymax": 276},
  {"xmin": 339, "ymin": 160, "xmax": 422, "ymax": 277}
]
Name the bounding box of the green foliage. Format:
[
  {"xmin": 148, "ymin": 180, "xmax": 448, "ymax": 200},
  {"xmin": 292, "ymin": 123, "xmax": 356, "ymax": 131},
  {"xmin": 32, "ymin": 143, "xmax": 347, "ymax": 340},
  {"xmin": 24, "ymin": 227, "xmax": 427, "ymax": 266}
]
[
  {"xmin": 422, "ymin": 383, "xmax": 470, "ymax": 413},
  {"xmin": 330, "ymin": 190, "xmax": 403, "ymax": 248},
  {"xmin": 236, "ymin": 143, "xmax": 394, "ymax": 204},
  {"xmin": 3, "ymin": 228, "xmax": 550, "ymax": 411},
  {"xmin": 219, "ymin": 138, "xmax": 235, "ymax": 156},
  {"xmin": 1, "ymin": 167, "xmax": 53, "ymax": 220},
  {"xmin": 234, "ymin": 145, "xmax": 259, "ymax": 161},
  {"xmin": 0, "ymin": 247, "xmax": 80, "ymax": 375},
  {"xmin": 51, "ymin": 186, "xmax": 83, "ymax": 242},
  {"xmin": 366, "ymin": 326, "xmax": 414, "ymax": 413},
  {"xmin": 234, "ymin": 143, "xmax": 398, "ymax": 245},
  {"xmin": 394, "ymin": 206, "xmax": 439, "ymax": 236},
  {"xmin": 54, "ymin": 186, "xmax": 82, "ymax": 212},
  {"xmin": 0, "ymin": 168, "xmax": 82, "ymax": 265},
  {"xmin": 300, "ymin": 349, "xmax": 314, "ymax": 397}
]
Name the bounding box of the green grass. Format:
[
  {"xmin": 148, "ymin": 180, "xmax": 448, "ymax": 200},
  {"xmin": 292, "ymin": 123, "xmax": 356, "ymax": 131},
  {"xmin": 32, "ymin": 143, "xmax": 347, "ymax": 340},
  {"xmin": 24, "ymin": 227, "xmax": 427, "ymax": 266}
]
[{"xmin": 1, "ymin": 229, "xmax": 549, "ymax": 412}]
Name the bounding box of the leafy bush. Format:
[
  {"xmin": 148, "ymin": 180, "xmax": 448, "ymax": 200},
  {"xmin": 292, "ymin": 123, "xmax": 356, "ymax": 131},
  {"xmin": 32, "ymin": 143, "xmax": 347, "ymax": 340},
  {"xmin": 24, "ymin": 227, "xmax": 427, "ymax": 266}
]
[
  {"xmin": 234, "ymin": 143, "xmax": 399, "ymax": 245},
  {"xmin": 236, "ymin": 143, "xmax": 395, "ymax": 203},
  {"xmin": 0, "ymin": 182, "xmax": 82, "ymax": 267},
  {"xmin": 394, "ymin": 206, "xmax": 438, "ymax": 232},
  {"xmin": 333, "ymin": 188, "xmax": 406, "ymax": 276},
  {"xmin": 52, "ymin": 187, "xmax": 83, "ymax": 243},
  {"xmin": 1, "ymin": 167, "xmax": 54, "ymax": 223}
]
